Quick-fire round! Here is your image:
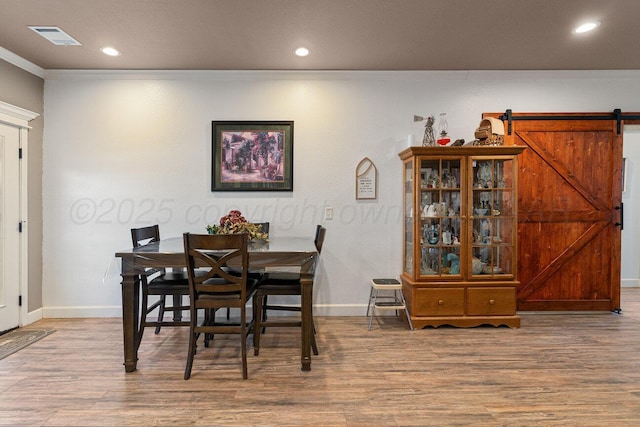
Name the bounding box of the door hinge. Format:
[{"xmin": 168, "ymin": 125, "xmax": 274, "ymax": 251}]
[
  {"xmin": 18, "ymin": 295, "xmax": 22, "ymax": 306},
  {"xmin": 18, "ymin": 148, "xmax": 23, "ymax": 159}
]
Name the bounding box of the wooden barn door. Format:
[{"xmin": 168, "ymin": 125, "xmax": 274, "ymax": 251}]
[{"xmin": 486, "ymin": 113, "xmax": 624, "ymax": 311}]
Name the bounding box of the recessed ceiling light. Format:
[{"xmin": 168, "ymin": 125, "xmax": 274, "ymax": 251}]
[
  {"xmin": 101, "ymin": 46, "xmax": 120, "ymax": 56},
  {"xmin": 573, "ymin": 21, "xmax": 601, "ymax": 34},
  {"xmin": 294, "ymin": 47, "xmax": 310, "ymax": 57}
]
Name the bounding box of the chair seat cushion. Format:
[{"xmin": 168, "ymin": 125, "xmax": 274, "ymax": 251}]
[
  {"xmin": 256, "ymin": 271, "xmax": 301, "ymax": 291},
  {"xmin": 224, "ymin": 267, "xmax": 264, "ymax": 281},
  {"xmin": 147, "ymin": 270, "xmax": 189, "ymax": 294},
  {"xmin": 262, "ymin": 271, "xmax": 301, "ymax": 281},
  {"xmin": 147, "ymin": 282, "xmax": 189, "ymax": 294},
  {"xmin": 257, "ymin": 282, "xmax": 301, "ymax": 292},
  {"xmin": 149, "ymin": 270, "xmax": 189, "ymax": 284}
]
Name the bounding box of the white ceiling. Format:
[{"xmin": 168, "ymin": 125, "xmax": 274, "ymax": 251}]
[{"xmin": 0, "ymin": 0, "xmax": 639, "ymax": 71}]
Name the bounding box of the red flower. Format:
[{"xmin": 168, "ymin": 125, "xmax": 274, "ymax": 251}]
[
  {"xmin": 220, "ymin": 210, "xmax": 247, "ymax": 226},
  {"xmin": 208, "ymin": 210, "xmax": 268, "ymax": 241}
]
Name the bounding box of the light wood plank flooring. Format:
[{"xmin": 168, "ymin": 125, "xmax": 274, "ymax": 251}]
[{"xmin": 2, "ymin": 289, "xmax": 640, "ymax": 426}]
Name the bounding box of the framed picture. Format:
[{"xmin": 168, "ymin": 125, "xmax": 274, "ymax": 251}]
[
  {"xmin": 355, "ymin": 157, "xmax": 377, "ymax": 200},
  {"xmin": 211, "ymin": 121, "xmax": 294, "ymax": 191}
]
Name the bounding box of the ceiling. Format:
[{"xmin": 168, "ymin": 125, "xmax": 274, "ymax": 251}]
[{"xmin": 1, "ymin": 0, "xmax": 639, "ymax": 72}]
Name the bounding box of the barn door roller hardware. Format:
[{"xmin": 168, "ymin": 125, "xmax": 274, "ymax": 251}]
[{"xmin": 499, "ymin": 109, "xmax": 640, "ymax": 135}]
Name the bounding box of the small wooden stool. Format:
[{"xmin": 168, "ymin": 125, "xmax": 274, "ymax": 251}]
[{"xmin": 367, "ymin": 278, "xmax": 414, "ymax": 330}]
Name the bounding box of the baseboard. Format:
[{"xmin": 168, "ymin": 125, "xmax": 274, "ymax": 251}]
[
  {"xmin": 43, "ymin": 306, "xmax": 123, "ymax": 318},
  {"xmin": 24, "ymin": 308, "xmax": 43, "ymax": 326},
  {"xmin": 36, "ymin": 288, "xmax": 640, "ymax": 320},
  {"xmin": 40, "ymin": 304, "xmax": 369, "ymax": 318},
  {"xmin": 313, "ymin": 304, "xmax": 368, "ymax": 316}
]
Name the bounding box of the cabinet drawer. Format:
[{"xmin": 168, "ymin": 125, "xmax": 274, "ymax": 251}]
[
  {"xmin": 467, "ymin": 287, "xmax": 516, "ymax": 315},
  {"xmin": 415, "ymin": 288, "xmax": 464, "ymax": 316}
]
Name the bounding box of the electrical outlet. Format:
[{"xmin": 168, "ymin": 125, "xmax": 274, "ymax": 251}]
[{"xmin": 325, "ymin": 207, "xmax": 334, "ymax": 220}]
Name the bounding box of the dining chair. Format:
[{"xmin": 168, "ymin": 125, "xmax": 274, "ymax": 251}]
[
  {"xmin": 131, "ymin": 225, "xmax": 190, "ymax": 347},
  {"xmin": 225, "ymin": 222, "xmax": 269, "ymax": 320},
  {"xmin": 253, "ymin": 225, "xmax": 325, "ymax": 356},
  {"xmin": 183, "ymin": 232, "xmax": 258, "ymax": 380}
]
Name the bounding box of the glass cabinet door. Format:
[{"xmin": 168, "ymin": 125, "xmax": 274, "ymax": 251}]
[
  {"xmin": 419, "ymin": 158, "xmax": 462, "ymax": 277},
  {"xmin": 470, "ymin": 157, "xmax": 516, "ymax": 277},
  {"xmin": 404, "ymin": 159, "xmax": 413, "ymax": 275}
]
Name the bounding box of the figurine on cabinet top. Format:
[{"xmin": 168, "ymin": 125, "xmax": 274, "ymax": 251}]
[
  {"xmin": 473, "ymin": 117, "xmax": 505, "ymax": 146},
  {"xmin": 421, "ymin": 115, "xmax": 436, "ymax": 146},
  {"xmin": 436, "ymin": 113, "xmax": 451, "ymax": 146}
]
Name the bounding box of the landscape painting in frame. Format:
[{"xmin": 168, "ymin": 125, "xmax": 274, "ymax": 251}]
[{"xmin": 211, "ymin": 121, "xmax": 294, "ymax": 191}]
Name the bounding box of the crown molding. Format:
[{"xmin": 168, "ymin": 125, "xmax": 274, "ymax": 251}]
[
  {"xmin": 0, "ymin": 46, "xmax": 44, "ymax": 78},
  {"xmin": 0, "ymin": 100, "xmax": 39, "ymax": 128},
  {"xmin": 42, "ymin": 68, "xmax": 640, "ymax": 82}
]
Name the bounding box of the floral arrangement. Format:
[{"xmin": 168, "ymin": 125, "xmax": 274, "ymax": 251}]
[{"xmin": 206, "ymin": 210, "xmax": 268, "ymax": 241}]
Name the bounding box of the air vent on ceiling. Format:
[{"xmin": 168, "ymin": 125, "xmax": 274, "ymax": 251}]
[{"xmin": 28, "ymin": 26, "xmax": 82, "ymax": 46}]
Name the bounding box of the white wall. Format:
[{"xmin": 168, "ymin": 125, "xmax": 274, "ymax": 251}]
[
  {"xmin": 622, "ymin": 125, "xmax": 640, "ymax": 287},
  {"xmin": 42, "ymin": 70, "xmax": 640, "ymax": 317}
]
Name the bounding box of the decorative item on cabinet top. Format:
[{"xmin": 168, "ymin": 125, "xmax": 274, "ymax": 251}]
[
  {"xmin": 413, "ymin": 114, "xmax": 436, "ymax": 146},
  {"xmin": 414, "ymin": 113, "xmax": 466, "ymax": 147},
  {"xmin": 473, "ymin": 117, "xmax": 505, "ymax": 146},
  {"xmin": 436, "ymin": 113, "xmax": 450, "ymax": 146}
]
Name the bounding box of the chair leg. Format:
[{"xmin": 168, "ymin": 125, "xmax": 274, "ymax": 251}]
[
  {"xmin": 155, "ymin": 295, "xmax": 167, "ymax": 334},
  {"xmin": 172, "ymin": 294, "xmax": 183, "ymax": 321},
  {"xmin": 368, "ymin": 288, "xmax": 378, "ymax": 331},
  {"xmin": 366, "ymin": 286, "xmax": 374, "ymax": 317},
  {"xmin": 204, "ymin": 308, "xmax": 215, "ymax": 348},
  {"xmin": 261, "ymin": 295, "xmax": 268, "ymax": 334},
  {"xmin": 138, "ymin": 285, "xmax": 149, "ymax": 350},
  {"xmin": 240, "ymin": 308, "xmax": 248, "ymax": 380},
  {"xmin": 253, "ymin": 293, "xmax": 263, "ymax": 356},
  {"xmin": 184, "ymin": 324, "xmax": 197, "ymax": 380},
  {"xmin": 255, "ymin": 293, "xmax": 317, "ymax": 355},
  {"xmin": 311, "ymin": 319, "xmax": 319, "ymax": 356}
]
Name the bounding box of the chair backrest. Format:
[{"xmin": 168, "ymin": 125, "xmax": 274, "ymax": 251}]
[
  {"xmin": 131, "ymin": 225, "xmax": 167, "ymax": 277},
  {"xmin": 183, "ymin": 232, "xmax": 250, "ymax": 303},
  {"xmin": 131, "ymin": 225, "xmax": 161, "ymax": 248},
  {"xmin": 314, "ymin": 225, "xmax": 327, "ymax": 253}
]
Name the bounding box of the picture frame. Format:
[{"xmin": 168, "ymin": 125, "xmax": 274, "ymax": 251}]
[
  {"xmin": 211, "ymin": 121, "xmax": 294, "ymax": 191},
  {"xmin": 355, "ymin": 157, "xmax": 377, "ymax": 200}
]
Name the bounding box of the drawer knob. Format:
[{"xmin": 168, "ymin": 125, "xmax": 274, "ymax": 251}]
[
  {"xmin": 438, "ymin": 299, "xmax": 444, "ymax": 305},
  {"xmin": 489, "ymin": 299, "xmax": 496, "ymax": 305}
]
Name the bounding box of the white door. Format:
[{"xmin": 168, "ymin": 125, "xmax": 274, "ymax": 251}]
[{"xmin": 0, "ymin": 122, "xmax": 21, "ymax": 332}]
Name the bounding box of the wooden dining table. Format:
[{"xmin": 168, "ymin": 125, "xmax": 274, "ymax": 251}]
[{"xmin": 115, "ymin": 235, "xmax": 318, "ymax": 373}]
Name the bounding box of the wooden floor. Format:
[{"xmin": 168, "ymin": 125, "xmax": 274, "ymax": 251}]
[{"xmin": 2, "ymin": 289, "xmax": 640, "ymax": 426}]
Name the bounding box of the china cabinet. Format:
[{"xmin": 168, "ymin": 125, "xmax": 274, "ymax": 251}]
[{"xmin": 398, "ymin": 146, "xmax": 525, "ymax": 328}]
